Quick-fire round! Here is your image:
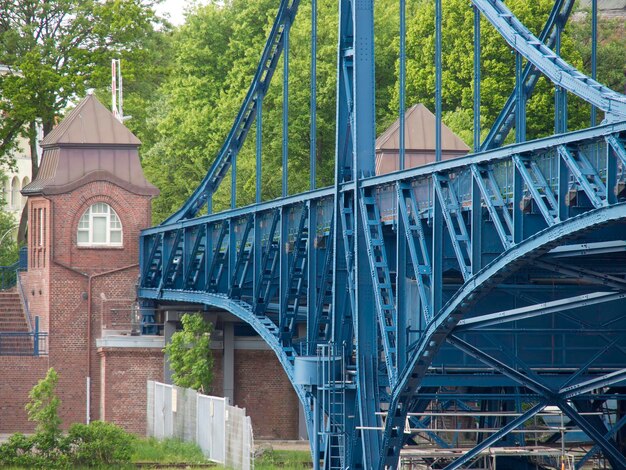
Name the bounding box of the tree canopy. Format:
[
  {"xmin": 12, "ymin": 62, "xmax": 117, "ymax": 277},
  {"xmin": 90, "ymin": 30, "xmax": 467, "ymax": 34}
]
[{"xmin": 0, "ymin": 0, "xmax": 166, "ymax": 170}]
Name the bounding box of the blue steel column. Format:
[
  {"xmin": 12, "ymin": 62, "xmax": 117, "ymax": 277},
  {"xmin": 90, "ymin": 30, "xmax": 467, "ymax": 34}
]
[
  {"xmin": 435, "ymin": 0, "xmax": 442, "ymax": 162},
  {"xmin": 591, "ymin": 0, "xmax": 597, "ymax": 126},
  {"xmin": 473, "ymin": 6, "xmax": 481, "ymax": 152},
  {"xmin": 396, "ymin": 0, "xmax": 407, "ymax": 370},
  {"xmin": 283, "ymin": 17, "xmax": 290, "ymax": 198},
  {"xmin": 256, "ymin": 93, "xmax": 263, "ymax": 204},
  {"xmin": 515, "ymin": 52, "xmax": 526, "ymax": 143},
  {"xmin": 399, "ymin": 0, "xmax": 406, "ymax": 170},
  {"xmin": 352, "ymin": 0, "xmax": 380, "ymax": 464},
  {"xmin": 310, "ymin": 0, "xmax": 317, "ymax": 190}
]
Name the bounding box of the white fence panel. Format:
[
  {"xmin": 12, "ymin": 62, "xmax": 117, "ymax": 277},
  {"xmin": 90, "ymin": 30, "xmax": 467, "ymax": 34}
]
[
  {"xmin": 146, "ymin": 381, "xmax": 253, "ymax": 469},
  {"xmin": 197, "ymin": 394, "xmax": 226, "ymax": 463}
]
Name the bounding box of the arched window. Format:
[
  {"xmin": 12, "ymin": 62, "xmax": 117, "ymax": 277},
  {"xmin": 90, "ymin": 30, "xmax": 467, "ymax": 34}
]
[
  {"xmin": 77, "ymin": 203, "xmax": 123, "ymax": 247},
  {"xmin": 11, "ymin": 176, "xmax": 20, "ymax": 209},
  {"xmin": 21, "ymin": 177, "xmax": 29, "ymax": 207}
]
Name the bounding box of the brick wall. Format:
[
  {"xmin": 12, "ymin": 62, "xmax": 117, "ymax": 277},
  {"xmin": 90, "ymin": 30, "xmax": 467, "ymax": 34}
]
[
  {"xmin": 98, "ymin": 347, "xmax": 163, "ymax": 434},
  {"xmin": 0, "ymin": 357, "xmax": 49, "ymax": 432},
  {"xmin": 234, "ymin": 350, "xmax": 299, "ymax": 439}
]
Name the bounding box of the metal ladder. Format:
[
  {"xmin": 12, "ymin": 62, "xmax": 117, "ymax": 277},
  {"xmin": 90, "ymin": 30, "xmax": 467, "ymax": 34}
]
[
  {"xmin": 358, "ymin": 187, "xmax": 397, "ymax": 386},
  {"xmin": 319, "ymin": 344, "xmax": 346, "ymax": 470}
]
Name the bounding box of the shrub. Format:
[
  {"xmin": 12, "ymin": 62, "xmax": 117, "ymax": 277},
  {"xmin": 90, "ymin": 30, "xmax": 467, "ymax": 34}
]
[{"xmin": 65, "ymin": 421, "xmax": 135, "ymax": 466}]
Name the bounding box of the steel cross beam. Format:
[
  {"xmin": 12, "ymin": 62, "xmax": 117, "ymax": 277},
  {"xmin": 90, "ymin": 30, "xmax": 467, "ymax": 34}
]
[{"xmin": 455, "ymin": 291, "xmax": 626, "ymax": 331}]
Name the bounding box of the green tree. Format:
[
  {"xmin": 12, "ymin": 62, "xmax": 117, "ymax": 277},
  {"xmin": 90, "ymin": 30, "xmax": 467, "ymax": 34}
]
[
  {"xmin": 0, "ymin": 0, "xmax": 166, "ymax": 241},
  {"xmin": 164, "ymin": 313, "xmax": 214, "ymax": 393},
  {"xmin": 25, "ymin": 368, "xmax": 63, "ymax": 459}
]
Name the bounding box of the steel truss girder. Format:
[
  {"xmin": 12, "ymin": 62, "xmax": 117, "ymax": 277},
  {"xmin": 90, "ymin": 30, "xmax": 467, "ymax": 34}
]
[
  {"xmin": 472, "ymin": 0, "xmax": 626, "ymax": 120},
  {"xmin": 228, "ymin": 215, "xmax": 254, "ymax": 299},
  {"xmin": 512, "ymin": 154, "xmax": 559, "ymax": 226},
  {"xmin": 141, "ymin": 123, "xmax": 626, "ymax": 470},
  {"xmin": 557, "ymin": 145, "xmax": 607, "ymax": 208},
  {"xmin": 379, "ymin": 203, "xmax": 626, "ymax": 469}
]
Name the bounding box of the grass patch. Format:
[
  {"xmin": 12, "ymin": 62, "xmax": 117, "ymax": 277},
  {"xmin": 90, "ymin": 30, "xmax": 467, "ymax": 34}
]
[
  {"xmin": 254, "ymin": 449, "xmax": 312, "ymax": 469},
  {"xmin": 132, "ymin": 437, "xmax": 209, "ymax": 464}
]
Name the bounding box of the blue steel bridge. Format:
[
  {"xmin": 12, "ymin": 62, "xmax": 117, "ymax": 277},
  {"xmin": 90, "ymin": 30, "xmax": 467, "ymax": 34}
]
[{"xmin": 138, "ymin": 0, "xmax": 626, "ymax": 468}]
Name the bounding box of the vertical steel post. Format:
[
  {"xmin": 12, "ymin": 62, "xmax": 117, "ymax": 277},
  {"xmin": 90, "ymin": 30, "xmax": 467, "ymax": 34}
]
[
  {"xmin": 256, "ymin": 93, "xmax": 263, "ymax": 204},
  {"xmin": 591, "ymin": 0, "xmax": 598, "ymax": 126},
  {"xmin": 310, "ymin": 0, "xmax": 317, "ymax": 190},
  {"xmin": 435, "ymin": 0, "xmax": 442, "ymax": 162},
  {"xmin": 399, "ymin": 0, "xmax": 406, "ymax": 170},
  {"xmin": 515, "ymin": 52, "xmax": 526, "ymax": 143},
  {"xmin": 34, "ymin": 315, "xmax": 39, "ymax": 356},
  {"xmin": 473, "ymin": 6, "xmax": 481, "ymax": 152},
  {"xmin": 352, "ymin": 0, "xmax": 380, "ymax": 463},
  {"xmin": 283, "ymin": 18, "xmax": 290, "ymax": 198},
  {"xmin": 231, "ymin": 156, "xmax": 237, "ymax": 209},
  {"xmin": 554, "ymin": 20, "xmax": 567, "ymax": 134}
]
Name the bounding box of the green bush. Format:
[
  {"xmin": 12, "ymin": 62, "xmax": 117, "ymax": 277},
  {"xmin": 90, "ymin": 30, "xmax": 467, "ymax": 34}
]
[
  {"xmin": 65, "ymin": 420, "xmax": 135, "ymax": 466},
  {"xmin": 0, "ymin": 368, "xmax": 135, "ymax": 468}
]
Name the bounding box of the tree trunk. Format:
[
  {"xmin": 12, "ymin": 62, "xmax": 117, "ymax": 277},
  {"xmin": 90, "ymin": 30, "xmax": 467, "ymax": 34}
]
[{"xmin": 16, "ymin": 121, "xmax": 41, "ymax": 245}]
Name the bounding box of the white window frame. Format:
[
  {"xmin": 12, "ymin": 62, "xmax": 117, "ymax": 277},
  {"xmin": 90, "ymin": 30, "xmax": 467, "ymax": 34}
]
[{"xmin": 77, "ymin": 203, "xmax": 123, "ymax": 247}]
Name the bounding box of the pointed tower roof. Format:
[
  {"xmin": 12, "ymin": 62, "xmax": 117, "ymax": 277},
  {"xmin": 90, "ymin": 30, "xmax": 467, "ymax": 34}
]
[
  {"xmin": 23, "ymin": 94, "xmax": 158, "ymax": 196},
  {"xmin": 41, "ymin": 93, "xmax": 141, "ymax": 148},
  {"xmin": 376, "ymin": 103, "xmax": 469, "ymax": 152},
  {"xmin": 375, "ymin": 104, "xmax": 470, "ymax": 175}
]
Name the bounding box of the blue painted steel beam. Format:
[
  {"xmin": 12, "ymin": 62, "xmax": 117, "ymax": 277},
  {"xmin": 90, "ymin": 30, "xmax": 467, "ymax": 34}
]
[
  {"xmin": 455, "ymin": 291, "xmax": 625, "ymax": 331},
  {"xmin": 472, "ymin": 0, "xmax": 626, "ymax": 120},
  {"xmin": 480, "ymin": 0, "xmax": 575, "ymax": 150}
]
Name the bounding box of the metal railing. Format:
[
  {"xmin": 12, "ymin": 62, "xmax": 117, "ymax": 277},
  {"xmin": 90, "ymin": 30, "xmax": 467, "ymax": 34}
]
[
  {"xmin": 0, "ymin": 316, "xmax": 48, "ymax": 356},
  {"xmin": 0, "ymin": 261, "xmax": 19, "ymax": 291}
]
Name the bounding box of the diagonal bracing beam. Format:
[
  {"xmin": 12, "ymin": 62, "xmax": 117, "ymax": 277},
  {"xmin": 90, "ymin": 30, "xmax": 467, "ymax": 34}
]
[{"xmin": 455, "ymin": 291, "xmax": 626, "ymax": 331}]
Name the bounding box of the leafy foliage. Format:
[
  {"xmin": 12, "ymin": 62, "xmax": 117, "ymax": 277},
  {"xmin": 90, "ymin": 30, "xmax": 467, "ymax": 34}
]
[
  {"xmin": 0, "ymin": 368, "xmax": 135, "ymax": 468},
  {"xmin": 65, "ymin": 421, "xmax": 135, "ymax": 466},
  {"xmin": 25, "ymin": 368, "xmax": 64, "ymax": 459},
  {"xmin": 164, "ymin": 313, "xmax": 214, "ymax": 394},
  {"xmin": 0, "ymin": 0, "xmax": 166, "ymax": 169}
]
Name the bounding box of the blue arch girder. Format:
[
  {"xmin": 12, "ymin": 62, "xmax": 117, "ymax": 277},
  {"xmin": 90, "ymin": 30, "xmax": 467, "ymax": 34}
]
[{"xmin": 138, "ymin": 0, "xmax": 626, "ymax": 467}]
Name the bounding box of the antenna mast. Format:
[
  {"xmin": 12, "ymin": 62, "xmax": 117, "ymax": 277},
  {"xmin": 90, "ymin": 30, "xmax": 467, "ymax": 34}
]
[{"xmin": 111, "ymin": 59, "xmax": 130, "ymax": 122}]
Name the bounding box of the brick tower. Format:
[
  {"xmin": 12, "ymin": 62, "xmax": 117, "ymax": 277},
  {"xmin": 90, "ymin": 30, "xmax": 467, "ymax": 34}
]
[{"xmin": 5, "ymin": 93, "xmax": 163, "ymax": 432}]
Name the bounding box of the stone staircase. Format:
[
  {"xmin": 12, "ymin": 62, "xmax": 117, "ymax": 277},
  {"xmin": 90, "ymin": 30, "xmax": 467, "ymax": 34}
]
[{"xmin": 0, "ymin": 289, "xmax": 34, "ymax": 355}]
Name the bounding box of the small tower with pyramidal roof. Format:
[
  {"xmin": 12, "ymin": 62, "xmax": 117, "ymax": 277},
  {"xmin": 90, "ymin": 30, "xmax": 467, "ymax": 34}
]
[{"xmin": 13, "ymin": 93, "xmax": 163, "ymax": 433}]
